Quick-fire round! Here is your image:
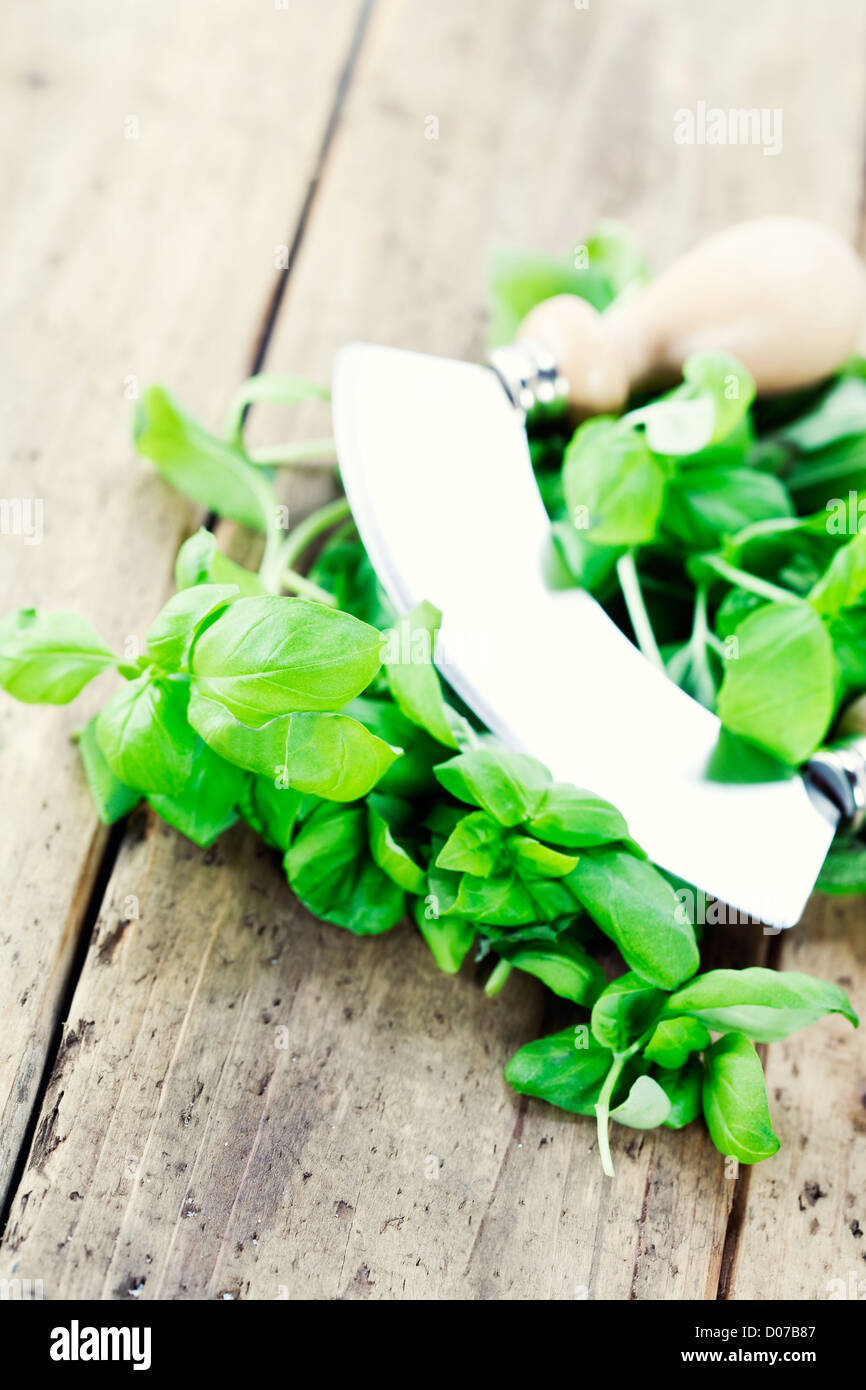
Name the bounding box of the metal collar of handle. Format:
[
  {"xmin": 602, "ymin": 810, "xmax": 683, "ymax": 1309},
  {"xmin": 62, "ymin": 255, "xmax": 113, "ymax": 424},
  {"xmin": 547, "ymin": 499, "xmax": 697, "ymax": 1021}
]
[
  {"xmin": 804, "ymin": 736, "xmax": 866, "ymax": 835},
  {"xmin": 489, "ymin": 340, "xmax": 569, "ymax": 425}
]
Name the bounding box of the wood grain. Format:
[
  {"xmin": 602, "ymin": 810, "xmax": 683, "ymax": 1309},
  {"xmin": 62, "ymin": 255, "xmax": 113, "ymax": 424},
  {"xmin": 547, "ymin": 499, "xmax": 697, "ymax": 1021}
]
[
  {"xmin": 724, "ymin": 894, "xmax": 866, "ymax": 1300},
  {"xmin": 3, "ymin": 0, "xmax": 866, "ymax": 1300},
  {"xmin": 0, "ymin": 0, "xmax": 365, "ymax": 1211}
]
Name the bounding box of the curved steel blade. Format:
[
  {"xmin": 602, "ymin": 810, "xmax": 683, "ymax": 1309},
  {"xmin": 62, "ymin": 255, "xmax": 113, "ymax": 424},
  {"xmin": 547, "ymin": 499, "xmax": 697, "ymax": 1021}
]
[{"xmin": 333, "ymin": 342, "xmax": 838, "ymax": 927}]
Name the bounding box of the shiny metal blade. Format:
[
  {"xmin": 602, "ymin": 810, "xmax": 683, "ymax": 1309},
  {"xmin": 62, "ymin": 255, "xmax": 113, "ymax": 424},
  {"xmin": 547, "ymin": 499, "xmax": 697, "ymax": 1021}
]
[{"xmin": 332, "ymin": 342, "xmax": 839, "ymax": 927}]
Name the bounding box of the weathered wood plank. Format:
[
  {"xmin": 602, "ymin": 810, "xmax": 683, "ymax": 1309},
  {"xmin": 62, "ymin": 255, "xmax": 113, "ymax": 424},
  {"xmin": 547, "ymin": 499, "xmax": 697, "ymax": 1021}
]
[
  {"xmin": 0, "ymin": 0, "xmax": 365, "ymax": 1211},
  {"xmin": 4, "ymin": 0, "xmax": 866, "ymax": 1300},
  {"xmin": 723, "ymin": 894, "xmax": 866, "ymax": 1301}
]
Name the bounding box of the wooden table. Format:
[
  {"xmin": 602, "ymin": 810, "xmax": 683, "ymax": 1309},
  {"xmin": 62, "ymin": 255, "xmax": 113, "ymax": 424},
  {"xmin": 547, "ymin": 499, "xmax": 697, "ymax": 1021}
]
[{"xmin": 1, "ymin": 0, "xmax": 864, "ymax": 1301}]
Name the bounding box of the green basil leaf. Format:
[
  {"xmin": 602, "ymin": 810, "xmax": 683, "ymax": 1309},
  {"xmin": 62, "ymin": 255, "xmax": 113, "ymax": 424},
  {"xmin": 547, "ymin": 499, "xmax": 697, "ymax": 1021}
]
[
  {"xmin": 411, "ymin": 898, "xmax": 475, "ymax": 974},
  {"xmin": 77, "ymin": 717, "xmax": 141, "ymax": 824},
  {"xmin": 583, "ymin": 219, "xmax": 652, "ymax": 300},
  {"xmin": 643, "ymin": 1016, "xmax": 710, "ymax": 1070},
  {"xmin": 827, "ymin": 609, "xmax": 866, "ymax": 699},
  {"xmin": 148, "ymin": 738, "xmax": 246, "ymax": 847},
  {"xmin": 309, "ymin": 535, "xmax": 395, "ymax": 629},
  {"xmin": 188, "ymin": 688, "xmax": 395, "ymax": 799},
  {"xmin": 569, "ymin": 848, "xmax": 699, "ymax": 989},
  {"xmin": 563, "ymin": 419, "xmax": 667, "ymax": 546},
  {"xmin": 628, "ymin": 398, "xmax": 716, "ymax": 457},
  {"xmin": 591, "ymin": 971, "xmax": 667, "ymax": 1053},
  {"xmin": 488, "ymin": 246, "xmax": 612, "ymax": 347},
  {"xmin": 817, "ymin": 835, "xmax": 866, "ymax": 894},
  {"xmin": 383, "ymin": 601, "xmax": 460, "ymax": 748},
  {"xmin": 527, "ymin": 783, "xmax": 628, "ymax": 848},
  {"xmin": 96, "ymin": 673, "xmax": 193, "ymax": 796},
  {"xmin": 664, "ymin": 966, "xmax": 858, "ymax": 1041},
  {"xmin": 436, "ymin": 811, "xmax": 508, "ymax": 876},
  {"xmin": 702, "ymin": 1033, "xmax": 780, "ymax": 1164},
  {"xmin": 0, "ymin": 609, "xmax": 116, "ymax": 703},
  {"xmin": 189, "ymin": 595, "xmax": 383, "ymax": 721},
  {"xmin": 146, "ymin": 583, "xmax": 238, "ymax": 672},
  {"xmin": 809, "ymin": 533, "xmax": 866, "ymax": 616},
  {"xmin": 175, "ymin": 528, "xmax": 266, "ymax": 597},
  {"xmin": 773, "ymin": 373, "xmax": 866, "ymax": 453},
  {"xmin": 434, "ymin": 747, "xmax": 551, "ymax": 827},
  {"xmin": 498, "ymin": 936, "xmax": 604, "ymax": 1006},
  {"xmin": 368, "ymin": 796, "xmax": 426, "ymax": 894},
  {"xmin": 453, "ymin": 871, "xmax": 537, "ymax": 926},
  {"xmin": 345, "ymin": 696, "xmax": 440, "ymax": 797},
  {"xmin": 133, "ymin": 386, "xmax": 274, "ymax": 530},
  {"xmin": 510, "ymin": 835, "xmax": 579, "ymax": 879},
  {"xmin": 662, "ymin": 468, "xmax": 793, "ymax": 550},
  {"xmin": 239, "ymin": 776, "xmax": 308, "ymax": 852},
  {"xmin": 285, "ymin": 802, "xmax": 404, "ymax": 935},
  {"xmin": 609, "ymin": 1074, "xmax": 671, "ymax": 1129},
  {"xmin": 717, "ymin": 601, "xmax": 836, "ymax": 764},
  {"xmin": 654, "ymin": 1057, "xmax": 702, "ymax": 1129},
  {"xmin": 504, "ymin": 1026, "xmax": 616, "ymax": 1116},
  {"xmin": 680, "ymin": 352, "xmax": 756, "ymax": 447}
]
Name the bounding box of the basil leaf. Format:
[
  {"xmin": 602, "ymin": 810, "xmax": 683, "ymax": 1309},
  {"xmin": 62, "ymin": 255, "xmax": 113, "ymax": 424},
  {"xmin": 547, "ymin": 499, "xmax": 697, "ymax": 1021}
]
[
  {"xmin": 809, "ymin": 533, "xmax": 866, "ymax": 616},
  {"xmin": 773, "ymin": 372, "xmax": 866, "ymax": 452},
  {"xmin": 96, "ymin": 673, "xmax": 193, "ymax": 796},
  {"xmin": 383, "ymin": 601, "xmax": 459, "ymax": 748},
  {"xmin": 717, "ymin": 601, "xmax": 836, "ymax": 764},
  {"xmin": 591, "ymin": 971, "xmax": 666, "ymax": 1052},
  {"xmin": 817, "ymin": 836, "xmax": 866, "ymax": 894},
  {"xmin": 569, "ymin": 848, "xmax": 699, "ymax": 989},
  {"xmin": 662, "ymin": 468, "xmax": 793, "ymax": 550},
  {"xmin": 411, "ymin": 898, "xmax": 475, "ymax": 974},
  {"xmin": 77, "ymin": 717, "xmax": 141, "ymax": 824},
  {"xmin": 527, "ymin": 783, "xmax": 628, "ymax": 848},
  {"xmin": 509, "ymin": 836, "xmax": 579, "ymax": 879},
  {"xmin": 368, "ymin": 796, "xmax": 426, "ymax": 894},
  {"xmin": 702, "ymin": 1033, "xmax": 780, "ymax": 1164},
  {"xmin": 504, "ymin": 1026, "xmax": 616, "ymax": 1116},
  {"xmin": 488, "ymin": 246, "xmax": 612, "ymax": 347},
  {"xmin": 285, "ymin": 802, "xmax": 404, "ymax": 935},
  {"xmin": 563, "ymin": 419, "xmax": 667, "ymax": 546},
  {"xmin": 239, "ymin": 776, "xmax": 308, "ymax": 852},
  {"xmin": 134, "ymin": 387, "xmax": 273, "ymax": 530},
  {"xmin": 148, "ymin": 738, "xmax": 246, "ymax": 848},
  {"xmin": 643, "ymin": 1015, "xmax": 710, "ymax": 1070},
  {"xmin": 497, "ymin": 935, "xmax": 604, "ymax": 1006},
  {"xmin": 664, "ymin": 966, "xmax": 858, "ymax": 1041},
  {"xmin": 610, "ymin": 1075, "xmax": 671, "ymax": 1130},
  {"xmin": 175, "ymin": 528, "xmax": 265, "ymax": 597},
  {"xmin": 453, "ymin": 871, "xmax": 537, "ymax": 926},
  {"xmin": 0, "ymin": 609, "xmax": 116, "ymax": 703},
  {"xmin": 309, "ymin": 535, "xmax": 395, "ymax": 629},
  {"xmin": 434, "ymin": 747, "xmax": 551, "ymax": 827},
  {"xmin": 146, "ymin": 583, "xmax": 238, "ymax": 672},
  {"xmin": 189, "ymin": 595, "xmax": 383, "ymax": 721},
  {"xmin": 680, "ymin": 352, "xmax": 755, "ymax": 448},
  {"xmin": 827, "ymin": 609, "xmax": 866, "ymax": 699},
  {"xmin": 188, "ymin": 689, "xmax": 395, "ymax": 799},
  {"xmin": 654, "ymin": 1057, "xmax": 702, "ymax": 1129},
  {"xmin": 437, "ymin": 811, "xmax": 508, "ymax": 875},
  {"xmin": 345, "ymin": 696, "xmax": 440, "ymax": 797}
]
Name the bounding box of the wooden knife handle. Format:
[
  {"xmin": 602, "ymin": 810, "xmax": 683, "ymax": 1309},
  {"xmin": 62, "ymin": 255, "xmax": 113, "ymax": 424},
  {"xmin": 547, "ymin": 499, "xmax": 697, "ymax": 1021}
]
[{"xmin": 518, "ymin": 217, "xmax": 866, "ymax": 419}]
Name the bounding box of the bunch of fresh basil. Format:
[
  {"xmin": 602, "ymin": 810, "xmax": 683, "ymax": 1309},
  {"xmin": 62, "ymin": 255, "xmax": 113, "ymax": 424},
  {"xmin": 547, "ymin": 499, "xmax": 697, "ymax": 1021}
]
[{"xmin": 0, "ymin": 236, "xmax": 860, "ymax": 1175}]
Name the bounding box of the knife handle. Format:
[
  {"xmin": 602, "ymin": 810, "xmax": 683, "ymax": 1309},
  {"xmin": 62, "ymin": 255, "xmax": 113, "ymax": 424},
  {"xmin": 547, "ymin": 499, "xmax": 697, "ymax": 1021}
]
[
  {"xmin": 805, "ymin": 695, "xmax": 866, "ymax": 834},
  {"xmin": 516, "ymin": 217, "xmax": 866, "ymax": 419}
]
